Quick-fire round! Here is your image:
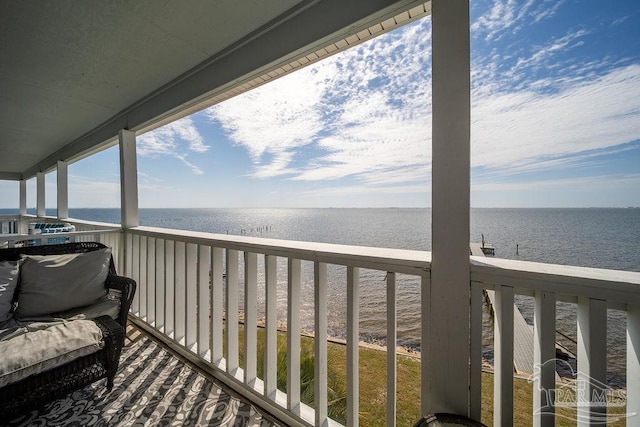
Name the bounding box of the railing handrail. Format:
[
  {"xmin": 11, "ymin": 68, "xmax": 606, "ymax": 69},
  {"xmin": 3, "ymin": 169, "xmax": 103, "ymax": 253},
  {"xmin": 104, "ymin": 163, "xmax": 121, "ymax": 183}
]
[
  {"xmin": 1, "ymin": 228, "xmax": 121, "ymax": 244},
  {"xmin": 66, "ymin": 217, "xmax": 122, "ymax": 229},
  {"xmin": 471, "ymin": 255, "xmax": 640, "ymax": 306},
  {"xmin": 129, "ymin": 226, "xmax": 640, "ymax": 303},
  {"xmin": 130, "ymin": 225, "xmax": 431, "ymax": 275}
]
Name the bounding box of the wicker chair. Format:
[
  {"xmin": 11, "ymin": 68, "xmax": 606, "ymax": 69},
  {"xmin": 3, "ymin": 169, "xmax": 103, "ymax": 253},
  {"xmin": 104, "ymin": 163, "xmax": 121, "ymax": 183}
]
[{"xmin": 0, "ymin": 242, "xmax": 136, "ymax": 421}]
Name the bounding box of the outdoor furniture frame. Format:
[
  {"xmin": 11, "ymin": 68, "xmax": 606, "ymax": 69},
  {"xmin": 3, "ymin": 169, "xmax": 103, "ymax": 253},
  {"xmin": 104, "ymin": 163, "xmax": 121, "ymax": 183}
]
[{"xmin": 0, "ymin": 242, "xmax": 136, "ymax": 421}]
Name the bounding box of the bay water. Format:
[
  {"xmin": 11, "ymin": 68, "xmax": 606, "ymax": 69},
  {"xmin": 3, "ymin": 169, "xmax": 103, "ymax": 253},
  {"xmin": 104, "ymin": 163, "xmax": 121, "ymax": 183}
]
[{"xmin": 9, "ymin": 207, "xmax": 640, "ymax": 386}]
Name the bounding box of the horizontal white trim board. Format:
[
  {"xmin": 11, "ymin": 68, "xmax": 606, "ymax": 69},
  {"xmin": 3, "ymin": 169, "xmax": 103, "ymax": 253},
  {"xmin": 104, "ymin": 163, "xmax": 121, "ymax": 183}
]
[
  {"xmin": 129, "ymin": 226, "xmax": 431, "ymax": 275},
  {"xmin": 471, "ymin": 256, "xmax": 640, "ymax": 306}
]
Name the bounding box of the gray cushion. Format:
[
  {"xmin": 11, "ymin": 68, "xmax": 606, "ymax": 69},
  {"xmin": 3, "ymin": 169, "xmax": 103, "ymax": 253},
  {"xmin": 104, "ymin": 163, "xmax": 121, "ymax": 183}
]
[
  {"xmin": 16, "ymin": 248, "xmax": 111, "ymax": 317},
  {"xmin": 16, "ymin": 295, "xmax": 120, "ymax": 324},
  {"xmin": 0, "ymin": 261, "xmax": 20, "ymax": 322},
  {"xmin": 0, "ymin": 319, "xmax": 104, "ymax": 387}
]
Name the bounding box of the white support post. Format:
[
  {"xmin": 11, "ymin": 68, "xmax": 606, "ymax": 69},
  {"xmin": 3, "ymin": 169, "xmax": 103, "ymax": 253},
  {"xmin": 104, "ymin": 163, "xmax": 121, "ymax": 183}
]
[
  {"xmin": 287, "ymin": 258, "xmax": 302, "ymax": 414},
  {"xmin": 119, "ymin": 129, "xmax": 138, "ymax": 229},
  {"xmin": 264, "ymin": 254, "xmax": 278, "ymax": 400},
  {"xmin": 244, "ymin": 251, "xmax": 258, "ymax": 386},
  {"xmin": 147, "ymin": 237, "xmax": 156, "ymax": 327},
  {"xmin": 577, "ymin": 297, "xmax": 607, "ymax": 426},
  {"xmin": 18, "ymin": 179, "xmax": 27, "ymax": 233},
  {"xmin": 314, "ymin": 262, "xmax": 328, "ymax": 426},
  {"xmin": 211, "ymin": 247, "xmax": 224, "ymax": 365},
  {"xmin": 628, "ymin": 304, "xmax": 640, "ymax": 424},
  {"xmin": 36, "ymin": 172, "xmax": 45, "ymax": 217},
  {"xmin": 428, "ymin": 0, "xmax": 471, "ymax": 417},
  {"xmin": 57, "ymin": 160, "xmax": 68, "ymax": 219},
  {"xmin": 174, "ymin": 241, "xmax": 186, "ymax": 344},
  {"xmin": 156, "ymin": 239, "xmax": 166, "ymax": 332},
  {"xmin": 534, "ymin": 290, "xmax": 556, "ymax": 427},
  {"xmin": 387, "ymin": 272, "xmax": 397, "ymax": 427},
  {"xmin": 19, "ymin": 180, "xmax": 27, "ymax": 215},
  {"xmin": 226, "ymin": 249, "xmax": 239, "ymax": 375},
  {"xmin": 186, "ymin": 243, "xmax": 198, "ymax": 351},
  {"xmin": 494, "ymin": 285, "xmax": 514, "ymax": 426},
  {"xmin": 198, "ymin": 245, "xmax": 210, "ymax": 359},
  {"xmin": 347, "ymin": 266, "xmax": 360, "ymax": 427},
  {"xmin": 469, "ymin": 284, "xmax": 484, "ymax": 421}
]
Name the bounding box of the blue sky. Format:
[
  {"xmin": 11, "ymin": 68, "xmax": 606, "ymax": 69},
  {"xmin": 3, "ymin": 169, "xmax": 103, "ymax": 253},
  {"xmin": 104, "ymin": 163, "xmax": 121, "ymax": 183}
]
[{"xmin": 4, "ymin": 0, "xmax": 640, "ymax": 209}]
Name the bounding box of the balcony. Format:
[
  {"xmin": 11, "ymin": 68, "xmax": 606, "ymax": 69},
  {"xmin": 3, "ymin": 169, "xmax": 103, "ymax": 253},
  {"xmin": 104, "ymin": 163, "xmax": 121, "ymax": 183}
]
[
  {"xmin": 2, "ymin": 215, "xmax": 638, "ymax": 426},
  {"xmin": 2, "ymin": 0, "xmax": 639, "ymax": 425}
]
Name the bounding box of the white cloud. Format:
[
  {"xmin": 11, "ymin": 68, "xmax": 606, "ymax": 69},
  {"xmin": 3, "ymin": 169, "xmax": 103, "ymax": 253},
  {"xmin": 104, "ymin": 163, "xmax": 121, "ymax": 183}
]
[
  {"xmin": 513, "ymin": 29, "xmax": 589, "ymax": 71},
  {"xmin": 473, "ymin": 173, "xmax": 640, "ymax": 192},
  {"xmin": 197, "ymin": 2, "xmax": 639, "ymax": 204},
  {"xmin": 137, "ymin": 117, "xmax": 208, "ymax": 174},
  {"xmin": 472, "ymin": 0, "xmax": 537, "ymax": 41},
  {"xmin": 472, "ymin": 64, "xmax": 640, "ymax": 172},
  {"xmin": 205, "ymin": 18, "xmax": 433, "ymax": 185},
  {"xmin": 205, "ymin": 65, "xmax": 330, "ymax": 168}
]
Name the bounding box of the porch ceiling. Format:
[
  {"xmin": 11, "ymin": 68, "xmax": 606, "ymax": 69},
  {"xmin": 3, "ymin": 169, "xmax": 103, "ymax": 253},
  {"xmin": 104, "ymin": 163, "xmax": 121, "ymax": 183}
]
[{"xmin": 0, "ymin": 0, "xmax": 430, "ymax": 181}]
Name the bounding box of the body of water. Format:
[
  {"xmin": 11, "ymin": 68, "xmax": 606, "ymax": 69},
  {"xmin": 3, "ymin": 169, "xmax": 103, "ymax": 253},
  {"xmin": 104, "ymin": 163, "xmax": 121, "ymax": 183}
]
[{"xmin": 6, "ymin": 207, "xmax": 639, "ymax": 386}]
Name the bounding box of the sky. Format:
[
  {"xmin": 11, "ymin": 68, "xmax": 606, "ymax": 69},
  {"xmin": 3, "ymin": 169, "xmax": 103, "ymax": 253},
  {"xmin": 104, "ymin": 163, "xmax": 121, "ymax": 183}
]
[{"xmin": 3, "ymin": 0, "xmax": 640, "ymax": 209}]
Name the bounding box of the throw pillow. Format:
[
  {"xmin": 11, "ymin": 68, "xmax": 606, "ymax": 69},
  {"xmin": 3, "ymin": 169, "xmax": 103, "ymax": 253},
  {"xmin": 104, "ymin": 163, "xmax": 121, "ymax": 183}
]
[
  {"xmin": 0, "ymin": 261, "xmax": 20, "ymax": 322},
  {"xmin": 16, "ymin": 248, "xmax": 111, "ymax": 317}
]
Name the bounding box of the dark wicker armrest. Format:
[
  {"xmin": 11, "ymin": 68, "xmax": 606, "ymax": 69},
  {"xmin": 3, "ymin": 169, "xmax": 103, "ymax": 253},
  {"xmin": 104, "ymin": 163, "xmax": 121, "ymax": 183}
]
[
  {"xmin": 105, "ymin": 274, "xmax": 136, "ymax": 328},
  {"xmin": 93, "ymin": 315, "xmax": 125, "ymax": 391}
]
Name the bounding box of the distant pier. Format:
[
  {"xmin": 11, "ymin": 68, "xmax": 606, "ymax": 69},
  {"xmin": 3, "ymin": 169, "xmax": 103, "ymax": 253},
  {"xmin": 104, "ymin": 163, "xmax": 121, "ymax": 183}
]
[
  {"xmin": 471, "ymin": 242, "xmax": 534, "ymax": 374},
  {"xmin": 471, "ymin": 242, "xmax": 574, "ymax": 375}
]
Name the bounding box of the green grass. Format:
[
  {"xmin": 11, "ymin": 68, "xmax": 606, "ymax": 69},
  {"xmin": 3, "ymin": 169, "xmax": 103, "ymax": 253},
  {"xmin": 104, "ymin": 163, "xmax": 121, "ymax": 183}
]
[{"xmin": 234, "ymin": 326, "xmax": 627, "ymax": 426}]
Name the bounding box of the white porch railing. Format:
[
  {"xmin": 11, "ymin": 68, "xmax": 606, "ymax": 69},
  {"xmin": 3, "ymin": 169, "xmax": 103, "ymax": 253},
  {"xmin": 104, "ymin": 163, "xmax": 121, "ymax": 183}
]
[
  {"xmin": 119, "ymin": 225, "xmax": 640, "ymax": 426},
  {"xmin": 122, "ymin": 226, "xmax": 430, "ymax": 427},
  {"xmin": 471, "ymin": 256, "xmax": 640, "ymax": 427},
  {"xmin": 0, "ymin": 215, "xmax": 123, "ymax": 270},
  {"xmin": 3, "ymin": 215, "xmax": 639, "ymax": 426}
]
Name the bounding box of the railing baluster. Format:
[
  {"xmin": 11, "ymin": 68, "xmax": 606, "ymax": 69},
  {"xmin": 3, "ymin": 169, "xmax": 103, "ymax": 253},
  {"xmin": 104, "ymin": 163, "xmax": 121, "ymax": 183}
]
[
  {"xmin": 494, "ymin": 285, "xmax": 514, "ymax": 426},
  {"xmin": 186, "ymin": 243, "xmax": 198, "ymax": 352},
  {"xmin": 314, "ymin": 261, "xmax": 328, "ymax": 426},
  {"xmin": 146, "ymin": 237, "xmax": 156, "ymax": 327},
  {"xmin": 420, "ymin": 273, "xmax": 430, "ymax": 416},
  {"xmin": 577, "ymin": 297, "xmax": 607, "ymax": 426},
  {"xmin": 347, "ymin": 266, "xmax": 360, "ymax": 426},
  {"xmin": 139, "ymin": 235, "xmax": 147, "ymax": 320},
  {"xmin": 129, "ymin": 233, "xmax": 138, "ymax": 315},
  {"xmin": 387, "ymin": 272, "xmax": 397, "ymax": 427},
  {"xmin": 470, "ymin": 283, "xmax": 483, "ymax": 421},
  {"xmin": 165, "ymin": 240, "xmax": 175, "ymax": 339},
  {"xmin": 174, "ymin": 241, "xmax": 186, "ymax": 345},
  {"xmin": 226, "ymin": 249, "xmax": 239, "ymax": 375},
  {"xmin": 244, "ymin": 252, "xmax": 258, "ymax": 386},
  {"xmin": 198, "ymin": 245, "xmax": 211, "ymax": 359},
  {"xmin": 628, "ymin": 304, "xmax": 640, "ymax": 423},
  {"xmin": 287, "ymin": 258, "xmax": 301, "ymax": 414},
  {"xmin": 155, "ymin": 238, "xmax": 165, "ymax": 333},
  {"xmin": 265, "ymin": 254, "xmax": 278, "ymax": 400},
  {"xmin": 211, "ymin": 247, "xmax": 224, "ymax": 365},
  {"xmin": 534, "ymin": 290, "xmax": 556, "ymax": 427}
]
